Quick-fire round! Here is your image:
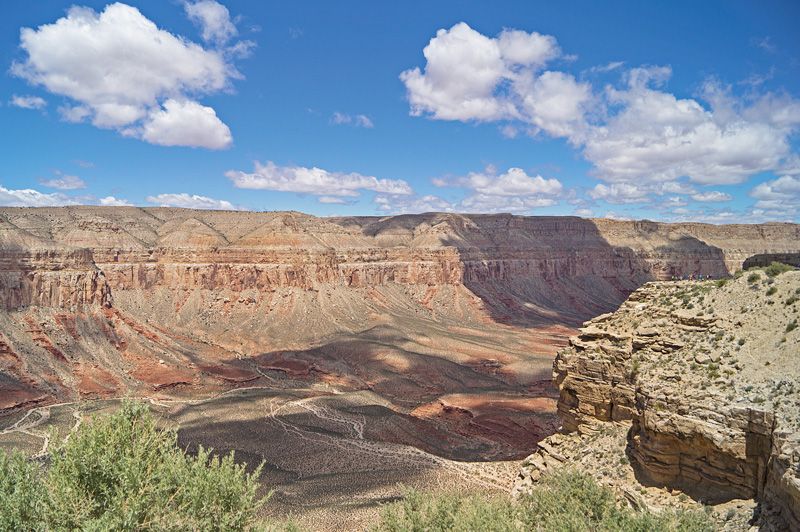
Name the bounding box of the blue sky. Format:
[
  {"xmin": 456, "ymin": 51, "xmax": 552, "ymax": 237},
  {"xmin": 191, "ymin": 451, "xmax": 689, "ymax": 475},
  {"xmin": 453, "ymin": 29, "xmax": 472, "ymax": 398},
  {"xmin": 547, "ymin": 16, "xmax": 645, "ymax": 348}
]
[{"xmin": 1, "ymin": 1, "xmax": 799, "ymax": 222}]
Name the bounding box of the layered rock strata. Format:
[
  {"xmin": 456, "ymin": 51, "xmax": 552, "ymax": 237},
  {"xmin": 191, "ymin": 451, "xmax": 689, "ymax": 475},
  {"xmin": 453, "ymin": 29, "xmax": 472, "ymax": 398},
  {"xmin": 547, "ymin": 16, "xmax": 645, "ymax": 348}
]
[
  {"xmin": 0, "ymin": 207, "xmax": 798, "ymax": 413},
  {"xmin": 517, "ymin": 272, "xmax": 800, "ymax": 530}
]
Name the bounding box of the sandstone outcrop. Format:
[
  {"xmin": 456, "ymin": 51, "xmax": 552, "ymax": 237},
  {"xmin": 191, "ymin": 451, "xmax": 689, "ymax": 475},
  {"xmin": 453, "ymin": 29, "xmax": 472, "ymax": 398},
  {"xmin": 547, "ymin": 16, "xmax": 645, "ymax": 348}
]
[{"xmin": 517, "ymin": 271, "xmax": 800, "ymax": 530}]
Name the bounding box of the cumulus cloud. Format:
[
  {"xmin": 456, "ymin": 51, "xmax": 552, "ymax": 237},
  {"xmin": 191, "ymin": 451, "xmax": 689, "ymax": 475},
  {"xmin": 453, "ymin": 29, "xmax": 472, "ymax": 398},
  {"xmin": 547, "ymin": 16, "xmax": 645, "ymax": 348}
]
[
  {"xmin": 691, "ymin": 191, "xmax": 732, "ymax": 202},
  {"xmin": 330, "ymin": 112, "xmax": 374, "ymax": 128},
  {"xmin": 9, "ymin": 94, "xmax": 47, "ymax": 109},
  {"xmin": 99, "ymin": 196, "xmax": 133, "ymax": 206},
  {"xmin": 141, "ymin": 99, "xmax": 231, "ymax": 149},
  {"xmin": 400, "ymin": 22, "xmax": 590, "ymax": 137},
  {"xmin": 583, "ymin": 73, "xmax": 798, "ymax": 185},
  {"xmin": 227, "ymin": 161, "xmax": 413, "ymax": 197},
  {"xmin": 146, "ymin": 193, "xmax": 242, "ymax": 210},
  {"xmin": 403, "ymin": 24, "xmax": 800, "ymax": 209},
  {"xmin": 515, "ymin": 70, "xmax": 592, "ymax": 138},
  {"xmin": 0, "ymin": 185, "xmax": 78, "ymax": 207},
  {"xmin": 12, "ymin": 2, "xmax": 243, "ymax": 149},
  {"xmin": 39, "ymin": 171, "xmax": 85, "ymax": 190},
  {"xmin": 400, "ymin": 23, "xmax": 516, "ymax": 122},
  {"xmin": 184, "ymin": 0, "xmax": 237, "ymax": 44}
]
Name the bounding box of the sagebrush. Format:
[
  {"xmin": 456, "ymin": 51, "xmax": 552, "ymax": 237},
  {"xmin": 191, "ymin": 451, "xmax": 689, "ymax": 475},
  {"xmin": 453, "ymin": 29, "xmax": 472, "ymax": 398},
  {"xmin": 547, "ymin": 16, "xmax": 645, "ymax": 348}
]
[
  {"xmin": 376, "ymin": 470, "xmax": 714, "ymax": 532},
  {"xmin": 0, "ymin": 402, "xmax": 266, "ymax": 531}
]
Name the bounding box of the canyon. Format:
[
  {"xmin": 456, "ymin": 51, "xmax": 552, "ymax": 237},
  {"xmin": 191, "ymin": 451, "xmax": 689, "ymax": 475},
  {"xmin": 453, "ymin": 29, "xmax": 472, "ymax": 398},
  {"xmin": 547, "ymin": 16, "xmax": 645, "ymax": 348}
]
[{"xmin": 1, "ymin": 206, "xmax": 799, "ymax": 529}]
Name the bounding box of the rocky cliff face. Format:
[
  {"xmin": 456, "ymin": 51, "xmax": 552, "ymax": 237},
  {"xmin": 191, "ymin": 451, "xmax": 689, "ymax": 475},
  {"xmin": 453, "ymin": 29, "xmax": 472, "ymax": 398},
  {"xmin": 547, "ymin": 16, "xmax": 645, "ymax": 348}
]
[
  {"xmin": 0, "ymin": 248, "xmax": 111, "ymax": 310},
  {"xmin": 517, "ymin": 272, "xmax": 800, "ymax": 530},
  {"xmin": 0, "ymin": 207, "xmax": 798, "ymax": 416},
  {"xmin": 1, "ymin": 208, "xmax": 795, "ymax": 319}
]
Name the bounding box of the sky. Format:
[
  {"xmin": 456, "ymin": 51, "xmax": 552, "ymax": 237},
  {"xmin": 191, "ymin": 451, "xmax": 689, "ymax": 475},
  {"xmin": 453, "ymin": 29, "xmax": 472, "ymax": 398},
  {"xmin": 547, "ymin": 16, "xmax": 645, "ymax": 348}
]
[{"xmin": 1, "ymin": 0, "xmax": 799, "ymax": 223}]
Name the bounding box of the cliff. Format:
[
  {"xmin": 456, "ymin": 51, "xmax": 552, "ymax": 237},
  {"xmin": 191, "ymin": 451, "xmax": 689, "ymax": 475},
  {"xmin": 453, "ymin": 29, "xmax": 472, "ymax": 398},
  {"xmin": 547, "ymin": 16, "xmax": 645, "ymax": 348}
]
[
  {"xmin": 516, "ymin": 271, "xmax": 800, "ymax": 530},
  {"xmin": 0, "ymin": 207, "xmax": 798, "ymax": 417}
]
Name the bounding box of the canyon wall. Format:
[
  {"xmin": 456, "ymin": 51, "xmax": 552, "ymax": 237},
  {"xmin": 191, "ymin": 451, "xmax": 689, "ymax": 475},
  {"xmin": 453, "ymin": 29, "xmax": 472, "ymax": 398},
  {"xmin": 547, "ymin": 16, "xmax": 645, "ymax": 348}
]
[
  {"xmin": 0, "ymin": 207, "xmax": 798, "ymax": 412},
  {"xmin": 2, "ymin": 208, "xmax": 796, "ymax": 308},
  {"xmin": 519, "ymin": 275, "xmax": 800, "ymax": 529}
]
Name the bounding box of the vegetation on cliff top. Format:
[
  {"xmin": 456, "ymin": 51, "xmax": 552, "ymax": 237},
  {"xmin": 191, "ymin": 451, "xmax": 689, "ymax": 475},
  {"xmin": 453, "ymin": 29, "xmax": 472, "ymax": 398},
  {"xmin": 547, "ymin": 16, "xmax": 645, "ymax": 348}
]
[
  {"xmin": 0, "ymin": 402, "xmax": 266, "ymax": 531},
  {"xmin": 376, "ymin": 470, "xmax": 714, "ymax": 532}
]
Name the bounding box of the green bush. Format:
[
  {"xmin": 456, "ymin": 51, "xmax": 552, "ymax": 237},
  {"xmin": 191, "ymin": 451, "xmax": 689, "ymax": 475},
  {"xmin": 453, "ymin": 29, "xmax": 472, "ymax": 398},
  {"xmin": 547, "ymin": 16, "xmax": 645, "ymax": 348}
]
[
  {"xmin": 0, "ymin": 402, "xmax": 266, "ymax": 531},
  {"xmin": 766, "ymin": 286, "xmax": 777, "ymax": 296},
  {"xmin": 746, "ymin": 273, "xmax": 760, "ymax": 284},
  {"xmin": 764, "ymin": 262, "xmax": 795, "ymax": 278},
  {"xmin": 377, "ymin": 470, "xmax": 714, "ymax": 532},
  {"xmin": 0, "ymin": 451, "xmax": 47, "ymax": 530}
]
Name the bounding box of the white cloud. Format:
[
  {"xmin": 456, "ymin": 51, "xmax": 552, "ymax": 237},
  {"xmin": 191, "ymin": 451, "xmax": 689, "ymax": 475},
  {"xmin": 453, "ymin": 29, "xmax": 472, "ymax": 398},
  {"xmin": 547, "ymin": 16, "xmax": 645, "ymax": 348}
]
[
  {"xmin": 691, "ymin": 191, "xmax": 732, "ymax": 202},
  {"xmin": 750, "ymin": 175, "xmax": 800, "ymax": 216},
  {"xmin": 58, "ymin": 104, "xmax": 91, "ymax": 123},
  {"xmin": 656, "ymin": 181, "xmax": 697, "ymax": 195},
  {"xmin": 661, "ymin": 196, "xmax": 688, "ymax": 208},
  {"xmin": 330, "ymin": 112, "xmax": 374, "ymax": 128},
  {"xmin": 146, "ymin": 193, "xmax": 242, "ymax": 210},
  {"xmin": 40, "ymin": 171, "xmax": 85, "ymax": 190},
  {"xmin": 141, "ymin": 99, "xmax": 231, "ymax": 149},
  {"xmin": 589, "ymin": 183, "xmax": 649, "ymax": 204},
  {"xmin": 9, "ymin": 94, "xmax": 47, "ymax": 109},
  {"xmin": 400, "ymin": 23, "xmax": 521, "ymax": 121},
  {"xmin": 0, "ymin": 185, "xmax": 78, "ymax": 207},
  {"xmin": 403, "ymin": 24, "xmax": 800, "ymax": 199},
  {"xmin": 586, "ymin": 61, "xmax": 624, "ymax": 74},
  {"xmin": 227, "ymin": 161, "xmax": 413, "ymax": 197},
  {"xmin": 515, "ymin": 70, "xmax": 591, "ymax": 138},
  {"xmin": 317, "ymin": 196, "xmax": 352, "ymax": 204},
  {"xmin": 499, "ymin": 124, "xmax": 519, "ymax": 138},
  {"xmin": 432, "ymin": 166, "xmax": 563, "ymax": 213},
  {"xmin": 400, "ymin": 22, "xmax": 590, "ymax": 138},
  {"xmin": 374, "ymin": 194, "xmax": 454, "ymax": 214},
  {"xmin": 12, "ymin": 3, "xmax": 241, "ymax": 149},
  {"xmin": 753, "ymin": 36, "xmax": 776, "ymax": 54},
  {"xmin": 184, "ymin": 0, "xmax": 237, "ymax": 44},
  {"xmin": 603, "ymin": 212, "xmax": 632, "ymax": 221},
  {"xmin": 584, "ymin": 75, "xmax": 799, "ymax": 185},
  {"xmin": 573, "ymin": 207, "xmax": 593, "ymax": 217},
  {"xmin": 99, "ymin": 196, "xmax": 133, "ymax": 206},
  {"xmin": 461, "ymin": 167, "xmax": 562, "ymax": 196},
  {"xmin": 496, "ymin": 29, "xmax": 560, "ymax": 67},
  {"xmin": 460, "ymin": 194, "xmax": 556, "ymax": 213}
]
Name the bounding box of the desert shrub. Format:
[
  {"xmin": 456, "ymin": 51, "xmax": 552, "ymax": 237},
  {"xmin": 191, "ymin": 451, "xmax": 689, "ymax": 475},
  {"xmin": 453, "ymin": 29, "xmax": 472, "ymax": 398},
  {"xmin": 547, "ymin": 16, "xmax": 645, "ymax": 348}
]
[
  {"xmin": 377, "ymin": 470, "xmax": 714, "ymax": 532},
  {"xmin": 786, "ymin": 295, "xmax": 798, "ymax": 306},
  {"xmin": 746, "ymin": 273, "xmax": 761, "ymax": 284},
  {"xmin": 715, "ymin": 278, "xmax": 728, "ymax": 288},
  {"xmin": 764, "ymin": 262, "xmax": 795, "ymax": 277},
  {"xmin": 0, "ymin": 450, "xmax": 47, "ymax": 530},
  {"xmin": 787, "ymin": 320, "xmax": 798, "ymax": 333},
  {"xmin": 0, "ymin": 402, "xmax": 266, "ymax": 531},
  {"xmin": 766, "ymin": 286, "xmax": 777, "ymax": 296}
]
